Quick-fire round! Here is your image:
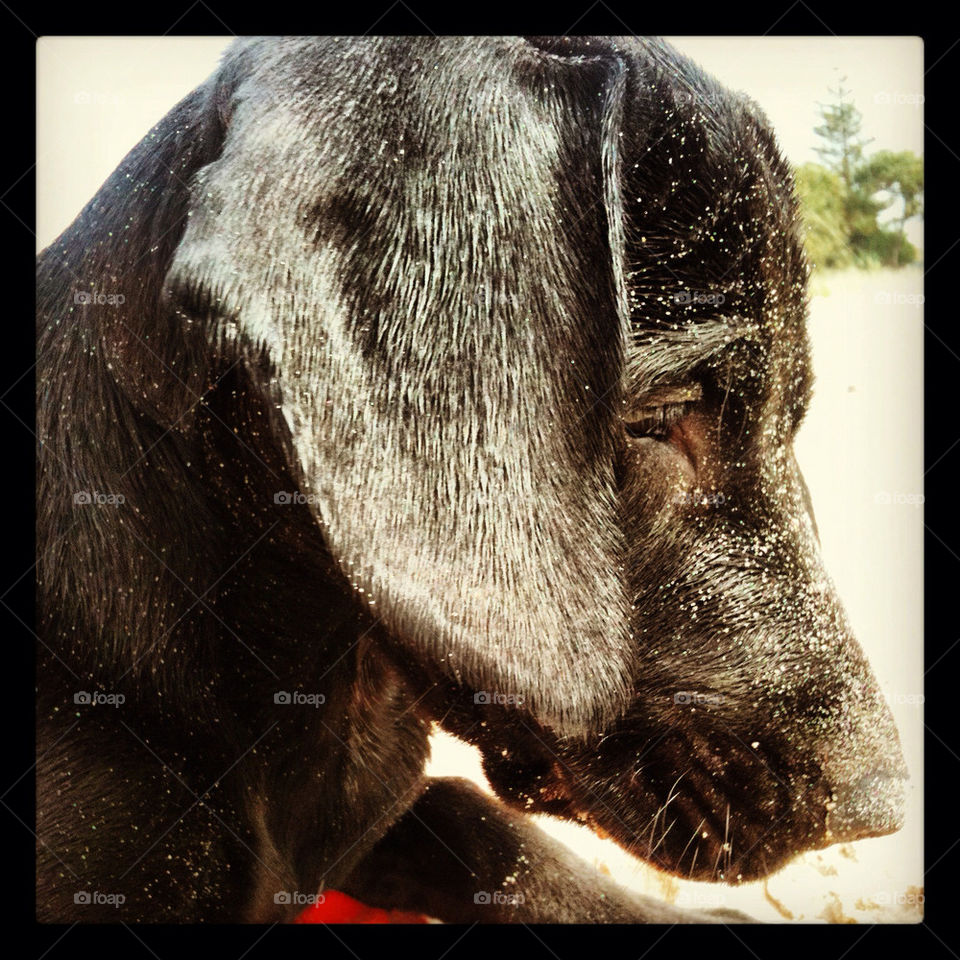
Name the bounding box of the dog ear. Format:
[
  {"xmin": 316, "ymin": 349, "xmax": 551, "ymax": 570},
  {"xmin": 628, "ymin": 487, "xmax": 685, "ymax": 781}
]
[{"xmin": 164, "ymin": 37, "xmax": 636, "ymax": 737}]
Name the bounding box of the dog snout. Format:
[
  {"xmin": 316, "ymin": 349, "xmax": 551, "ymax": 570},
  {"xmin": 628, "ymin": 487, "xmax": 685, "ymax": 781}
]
[
  {"xmin": 824, "ymin": 765, "xmax": 907, "ymax": 843},
  {"xmin": 819, "ymin": 686, "xmax": 909, "ymax": 844}
]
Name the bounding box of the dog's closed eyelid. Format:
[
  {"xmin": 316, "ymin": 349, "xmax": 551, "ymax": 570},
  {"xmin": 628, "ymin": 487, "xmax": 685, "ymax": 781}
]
[
  {"xmin": 620, "ymin": 384, "xmax": 703, "ymax": 440},
  {"xmin": 623, "ymin": 403, "xmax": 692, "ymax": 439}
]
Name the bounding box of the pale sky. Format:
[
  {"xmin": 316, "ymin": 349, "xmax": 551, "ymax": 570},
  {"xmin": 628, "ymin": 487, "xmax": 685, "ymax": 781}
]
[
  {"xmin": 665, "ymin": 36, "xmax": 924, "ymax": 166},
  {"xmin": 37, "ymin": 36, "xmax": 924, "ymax": 250}
]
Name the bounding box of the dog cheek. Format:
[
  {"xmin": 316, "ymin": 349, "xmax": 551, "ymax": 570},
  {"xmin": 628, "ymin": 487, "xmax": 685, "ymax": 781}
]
[
  {"xmin": 621, "ymin": 437, "xmax": 695, "ymax": 521},
  {"xmin": 619, "ymin": 408, "xmax": 724, "ymax": 526}
]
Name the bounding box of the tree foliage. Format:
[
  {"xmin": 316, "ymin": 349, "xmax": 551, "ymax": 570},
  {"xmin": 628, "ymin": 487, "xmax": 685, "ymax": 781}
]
[
  {"xmin": 794, "ymin": 163, "xmax": 854, "ymax": 269},
  {"xmin": 794, "ymin": 83, "xmax": 923, "ymax": 271}
]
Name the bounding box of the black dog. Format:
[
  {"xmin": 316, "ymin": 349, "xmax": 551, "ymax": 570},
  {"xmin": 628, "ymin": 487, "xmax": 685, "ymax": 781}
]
[{"xmin": 37, "ymin": 36, "xmax": 906, "ymax": 923}]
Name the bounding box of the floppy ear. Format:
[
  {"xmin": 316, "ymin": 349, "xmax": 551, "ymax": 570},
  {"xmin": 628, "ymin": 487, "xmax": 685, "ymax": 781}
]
[{"xmin": 165, "ymin": 37, "xmax": 635, "ymax": 737}]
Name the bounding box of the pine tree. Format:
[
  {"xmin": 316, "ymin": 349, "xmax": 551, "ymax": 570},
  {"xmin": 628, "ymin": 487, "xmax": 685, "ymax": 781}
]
[{"xmin": 813, "ymin": 76, "xmax": 874, "ymax": 190}]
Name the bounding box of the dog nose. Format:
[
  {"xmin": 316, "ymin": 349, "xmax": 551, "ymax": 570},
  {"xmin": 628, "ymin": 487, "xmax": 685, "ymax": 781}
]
[{"xmin": 824, "ymin": 765, "xmax": 907, "ymax": 843}]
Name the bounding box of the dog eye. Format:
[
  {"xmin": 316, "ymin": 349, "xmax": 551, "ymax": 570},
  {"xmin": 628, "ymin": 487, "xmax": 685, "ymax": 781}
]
[{"xmin": 622, "ymin": 385, "xmax": 702, "ymax": 440}]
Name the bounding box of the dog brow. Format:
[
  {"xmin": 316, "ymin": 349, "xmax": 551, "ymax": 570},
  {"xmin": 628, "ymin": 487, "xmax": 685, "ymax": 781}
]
[{"xmin": 625, "ymin": 318, "xmax": 760, "ymax": 394}]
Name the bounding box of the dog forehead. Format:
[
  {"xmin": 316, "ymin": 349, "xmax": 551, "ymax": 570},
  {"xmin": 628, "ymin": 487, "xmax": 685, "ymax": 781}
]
[
  {"xmin": 223, "ymin": 36, "xmax": 555, "ymax": 136},
  {"xmin": 190, "ymin": 37, "xmax": 578, "ymax": 267}
]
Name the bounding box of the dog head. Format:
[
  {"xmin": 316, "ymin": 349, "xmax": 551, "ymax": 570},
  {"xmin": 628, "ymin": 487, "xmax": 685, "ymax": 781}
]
[
  {"xmin": 153, "ymin": 36, "xmax": 904, "ymax": 874},
  {"xmin": 447, "ymin": 37, "xmax": 907, "ymax": 881}
]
